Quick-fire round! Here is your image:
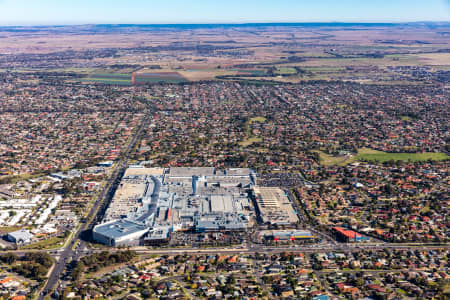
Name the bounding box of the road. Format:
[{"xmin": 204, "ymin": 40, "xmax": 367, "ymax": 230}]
[
  {"xmin": 4, "ymin": 242, "xmax": 448, "ymax": 258},
  {"xmin": 46, "ymin": 242, "xmax": 447, "ymax": 257},
  {"xmin": 38, "ymin": 114, "xmax": 150, "ymax": 299}
]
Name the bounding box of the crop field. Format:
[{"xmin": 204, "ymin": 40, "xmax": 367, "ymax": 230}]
[
  {"xmin": 81, "ymin": 73, "xmax": 132, "ymax": 85},
  {"xmin": 134, "ymin": 72, "xmax": 187, "ymax": 84},
  {"xmin": 79, "ymin": 72, "xmax": 188, "ymax": 85},
  {"xmin": 237, "ymin": 69, "xmax": 267, "ymax": 76},
  {"xmin": 409, "ymin": 53, "xmax": 450, "ymax": 66},
  {"xmin": 275, "ymin": 67, "xmax": 297, "ymax": 75}
]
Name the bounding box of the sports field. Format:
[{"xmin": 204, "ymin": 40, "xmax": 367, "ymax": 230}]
[
  {"xmin": 315, "ymin": 148, "xmax": 449, "ymax": 166},
  {"xmin": 356, "ymin": 148, "xmax": 449, "ymax": 163}
]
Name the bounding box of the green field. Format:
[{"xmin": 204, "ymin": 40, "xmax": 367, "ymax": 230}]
[
  {"xmin": 238, "ymin": 69, "xmax": 267, "ymax": 76},
  {"xmin": 21, "ymin": 236, "xmax": 66, "ymax": 250},
  {"xmin": 314, "ymin": 150, "xmax": 354, "ymax": 166},
  {"xmin": 275, "ymin": 67, "xmax": 297, "ymax": 75},
  {"xmin": 135, "ymin": 77, "xmax": 186, "ymax": 84},
  {"xmin": 81, "ymin": 78, "xmax": 132, "ymax": 85},
  {"xmin": 356, "ymin": 148, "xmax": 449, "ymax": 163},
  {"xmin": 249, "ymin": 116, "xmax": 267, "ymax": 123},
  {"xmin": 79, "ymin": 73, "xmax": 132, "ymax": 85},
  {"xmin": 314, "ymin": 148, "xmax": 449, "ymax": 166},
  {"xmin": 237, "ymin": 79, "xmax": 278, "ymax": 85},
  {"xmin": 400, "ymin": 115, "xmax": 414, "ymax": 121},
  {"xmin": 239, "ymin": 137, "xmax": 262, "ymax": 147}
]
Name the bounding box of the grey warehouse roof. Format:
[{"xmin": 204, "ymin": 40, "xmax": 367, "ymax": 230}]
[
  {"xmin": 7, "ymin": 229, "xmax": 34, "ymax": 241},
  {"xmin": 94, "ymin": 220, "xmax": 148, "ymax": 239}
]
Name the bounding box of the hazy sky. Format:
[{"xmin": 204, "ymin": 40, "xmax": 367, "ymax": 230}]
[{"xmin": 0, "ymin": 0, "xmax": 448, "ymax": 25}]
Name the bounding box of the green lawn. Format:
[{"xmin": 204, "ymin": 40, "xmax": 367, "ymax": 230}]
[
  {"xmin": 80, "ymin": 78, "xmax": 132, "ymax": 85},
  {"xmin": 90, "ymin": 73, "xmax": 131, "ymax": 78},
  {"xmin": 275, "ymin": 67, "xmax": 297, "ymax": 75},
  {"xmin": 400, "ymin": 115, "xmax": 413, "ymax": 121},
  {"xmin": 249, "ymin": 116, "xmax": 267, "ymax": 123},
  {"xmin": 21, "ymin": 236, "xmax": 66, "ymax": 250},
  {"xmin": 356, "ymin": 148, "xmax": 449, "ymax": 163},
  {"xmin": 313, "ymin": 150, "xmax": 355, "ymax": 166},
  {"xmin": 135, "ymin": 77, "xmax": 186, "ymax": 83},
  {"xmin": 239, "ymin": 137, "xmax": 262, "ymax": 147},
  {"xmin": 238, "ymin": 69, "xmax": 267, "ymax": 76},
  {"xmin": 313, "ymin": 148, "xmax": 449, "ymax": 166}
]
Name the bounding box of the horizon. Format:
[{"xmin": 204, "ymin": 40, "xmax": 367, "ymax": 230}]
[
  {"xmin": 1, "ymin": 21, "xmax": 449, "ymax": 28},
  {"xmin": 0, "ymin": 0, "xmax": 448, "ymax": 26}
]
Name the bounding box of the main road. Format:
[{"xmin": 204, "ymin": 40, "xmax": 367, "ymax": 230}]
[
  {"xmin": 48, "ymin": 240, "xmax": 450, "ymax": 259},
  {"xmin": 38, "ymin": 113, "xmax": 150, "ymax": 299}
]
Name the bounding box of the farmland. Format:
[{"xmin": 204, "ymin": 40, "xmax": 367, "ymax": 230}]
[
  {"xmin": 134, "ymin": 72, "xmax": 187, "ymax": 84},
  {"xmin": 79, "ymin": 72, "xmax": 187, "ymax": 85},
  {"xmin": 80, "ymin": 73, "xmax": 132, "ymax": 85},
  {"xmin": 0, "ymin": 22, "xmax": 448, "ymax": 85}
]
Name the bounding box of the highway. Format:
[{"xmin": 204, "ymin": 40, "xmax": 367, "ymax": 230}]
[
  {"xmin": 37, "ymin": 114, "xmax": 150, "ymax": 299},
  {"xmin": 126, "ymin": 243, "xmax": 450, "ymax": 255},
  {"xmin": 4, "ymin": 242, "xmax": 449, "ymax": 258}
]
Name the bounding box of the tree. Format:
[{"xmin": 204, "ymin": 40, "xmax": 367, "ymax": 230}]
[
  {"xmin": 227, "ymin": 274, "xmax": 236, "ymax": 285},
  {"xmin": 71, "ymin": 261, "xmax": 85, "ymax": 282},
  {"xmin": 0, "ymin": 253, "xmax": 18, "ymax": 265}
]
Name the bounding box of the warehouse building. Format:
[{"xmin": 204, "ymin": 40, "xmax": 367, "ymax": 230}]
[
  {"xmin": 6, "ymin": 229, "xmax": 34, "ymax": 244},
  {"xmin": 93, "ymin": 220, "xmax": 149, "ymax": 246}
]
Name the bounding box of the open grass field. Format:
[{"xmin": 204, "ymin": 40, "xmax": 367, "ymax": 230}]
[
  {"xmin": 239, "ymin": 137, "xmax": 262, "ymax": 147},
  {"xmin": 0, "ymin": 226, "xmax": 22, "ymax": 234},
  {"xmin": 275, "ymin": 67, "xmax": 297, "ymax": 75},
  {"xmin": 409, "ymin": 53, "xmax": 450, "ymax": 66},
  {"xmin": 79, "ymin": 72, "xmax": 188, "ymax": 85},
  {"xmin": 21, "ymin": 235, "xmax": 66, "ymax": 250},
  {"xmin": 81, "ymin": 78, "xmax": 132, "ymax": 85},
  {"xmin": 314, "ymin": 148, "xmax": 449, "ymax": 166},
  {"xmin": 80, "ymin": 73, "xmax": 132, "ymax": 85},
  {"xmin": 356, "ymin": 148, "xmax": 449, "ymax": 163},
  {"xmin": 314, "ymin": 150, "xmax": 355, "ymax": 166},
  {"xmin": 237, "ymin": 69, "xmax": 267, "ymax": 76},
  {"xmin": 249, "ymin": 116, "xmax": 267, "ymax": 123},
  {"xmin": 134, "ymin": 72, "xmax": 187, "ymax": 84}
]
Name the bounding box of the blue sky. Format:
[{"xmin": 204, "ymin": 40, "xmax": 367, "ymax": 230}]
[{"xmin": 0, "ymin": 0, "xmax": 448, "ymax": 25}]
